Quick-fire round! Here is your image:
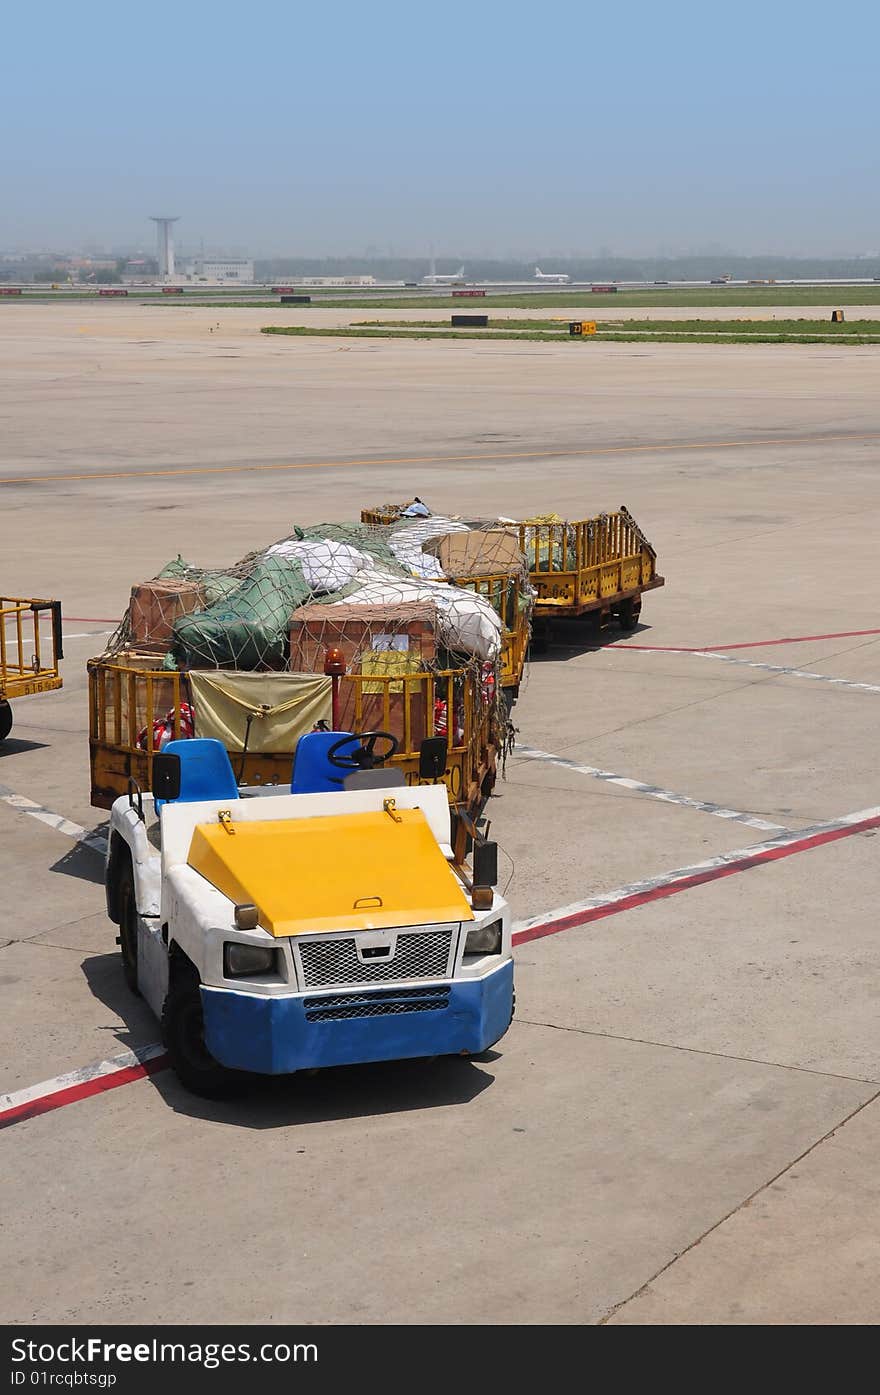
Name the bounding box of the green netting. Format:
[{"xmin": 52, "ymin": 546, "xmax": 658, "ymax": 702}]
[
  {"xmin": 171, "ymin": 556, "xmax": 313, "ymax": 670},
  {"xmin": 156, "ymin": 556, "xmax": 243, "ymax": 606}
]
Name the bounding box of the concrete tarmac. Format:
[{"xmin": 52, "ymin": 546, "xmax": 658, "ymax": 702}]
[{"xmin": 1, "ymin": 304, "xmax": 879, "ymax": 1324}]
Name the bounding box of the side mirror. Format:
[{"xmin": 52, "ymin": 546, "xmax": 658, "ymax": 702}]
[
  {"xmin": 152, "ymin": 751, "xmax": 181, "ymax": 803},
  {"xmin": 419, "ymin": 736, "xmax": 448, "ymax": 781},
  {"xmin": 473, "ymin": 839, "xmax": 498, "ymax": 888}
]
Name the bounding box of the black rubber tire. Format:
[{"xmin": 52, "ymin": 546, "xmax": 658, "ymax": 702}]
[
  {"xmin": 530, "ymin": 621, "xmax": 550, "ymax": 654},
  {"xmin": 162, "ymin": 964, "xmax": 244, "ymax": 1099},
  {"xmin": 116, "ymin": 857, "xmax": 140, "ymax": 996},
  {"xmin": 617, "ymin": 598, "xmax": 641, "ymax": 631},
  {"xmin": 0, "ymin": 701, "xmax": 12, "ymax": 743}
]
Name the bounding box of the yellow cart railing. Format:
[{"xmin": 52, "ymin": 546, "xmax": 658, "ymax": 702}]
[
  {"xmin": 0, "ymin": 597, "xmax": 63, "ymax": 740},
  {"xmin": 519, "ymin": 506, "xmax": 664, "ymax": 624},
  {"xmin": 445, "ymin": 572, "xmax": 531, "ymax": 695},
  {"xmin": 88, "ymin": 655, "xmax": 497, "ymax": 821}
]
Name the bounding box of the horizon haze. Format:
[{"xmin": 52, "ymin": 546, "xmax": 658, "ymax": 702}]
[{"xmin": 2, "ymin": 0, "xmax": 877, "ymax": 258}]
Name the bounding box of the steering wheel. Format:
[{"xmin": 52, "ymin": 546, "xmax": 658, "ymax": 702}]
[{"xmin": 327, "ymin": 731, "xmax": 400, "ymax": 771}]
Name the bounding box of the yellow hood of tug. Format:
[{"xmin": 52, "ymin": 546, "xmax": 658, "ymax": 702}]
[{"xmin": 187, "ymin": 807, "xmax": 474, "ymax": 936}]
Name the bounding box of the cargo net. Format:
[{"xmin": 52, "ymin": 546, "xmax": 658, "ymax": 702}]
[
  {"xmin": 359, "ymin": 497, "xmax": 534, "ymax": 615},
  {"xmin": 104, "ymin": 511, "xmax": 531, "ymax": 757}
]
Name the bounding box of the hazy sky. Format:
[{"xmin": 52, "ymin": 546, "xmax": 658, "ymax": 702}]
[{"xmin": 4, "ymin": 0, "xmax": 878, "ymax": 257}]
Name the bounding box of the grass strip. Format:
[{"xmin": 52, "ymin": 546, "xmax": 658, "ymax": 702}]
[
  {"xmin": 369, "ymin": 317, "xmax": 880, "ymax": 336},
  {"xmin": 261, "ymin": 325, "xmax": 880, "ymax": 346}
]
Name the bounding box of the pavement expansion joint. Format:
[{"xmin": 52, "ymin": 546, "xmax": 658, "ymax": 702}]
[
  {"xmin": 538, "ymin": 672, "xmax": 777, "ymax": 750},
  {"xmin": 514, "ymin": 1016, "xmax": 880, "ymax": 1088},
  {"xmin": 16, "ymin": 937, "xmax": 101, "ymax": 954},
  {"xmin": 597, "ymin": 1085, "xmax": 880, "ymax": 1325}
]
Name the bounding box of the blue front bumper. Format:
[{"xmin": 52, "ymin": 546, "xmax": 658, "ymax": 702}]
[{"xmin": 201, "ymin": 959, "xmax": 514, "ymax": 1075}]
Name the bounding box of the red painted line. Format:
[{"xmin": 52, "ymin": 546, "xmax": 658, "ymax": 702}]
[
  {"xmin": 4, "ymin": 811, "xmax": 879, "ymax": 1131},
  {"xmin": 0, "ymin": 1053, "xmax": 169, "ymax": 1130},
  {"xmin": 512, "ymin": 813, "xmax": 880, "ymax": 947},
  {"xmin": 617, "ymin": 627, "xmax": 880, "ymax": 654}
]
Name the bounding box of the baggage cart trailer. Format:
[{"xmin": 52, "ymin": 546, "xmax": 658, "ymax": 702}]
[
  {"xmin": 0, "ymin": 597, "xmax": 63, "ymax": 742},
  {"xmin": 520, "ymin": 506, "xmax": 664, "ymax": 638}
]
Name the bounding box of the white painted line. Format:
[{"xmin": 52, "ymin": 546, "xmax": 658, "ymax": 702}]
[
  {"xmin": 0, "ymin": 786, "xmax": 107, "ymax": 855},
  {"xmin": 0, "ymin": 1044, "xmax": 166, "ymax": 1115},
  {"xmin": 512, "ymin": 802, "xmax": 880, "ymax": 942},
  {"xmin": 693, "ymin": 650, "xmax": 880, "ymax": 694},
  {"xmin": 0, "ymin": 1044, "xmax": 168, "ymax": 1128},
  {"xmin": 514, "ymin": 745, "xmax": 787, "ymax": 832}
]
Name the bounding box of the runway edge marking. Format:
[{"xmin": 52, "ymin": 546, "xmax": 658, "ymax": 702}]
[
  {"xmin": 514, "ymin": 746, "xmax": 787, "ymax": 832},
  {"xmin": 0, "ymin": 1045, "xmax": 168, "ymax": 1130},
  {"xmin": 3, "ymin": 803, "xmax": 880, "ymax": 1129},
  {"xmin": 0, "ymin": 787, "xmax": 107, "ymax": 855},
  {"xmin": 691, "ymin": 650, "xmax": 880, "ymax": 693},
  {"xmin": 511, "ymin": 804, "xmax": 880, "ymax": 945}
]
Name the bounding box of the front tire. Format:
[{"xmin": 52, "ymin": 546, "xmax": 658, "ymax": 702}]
[
  {"xmin": 162, "ymin": 964, "xmax": 244, "ymax": 1098},
  {"xmin": 0, "ymin": 701, "xmax": 12, "ymax": 743},
  {"xmin": 116, "ymin": 857, "xmax": 140, "ymax": 996}
]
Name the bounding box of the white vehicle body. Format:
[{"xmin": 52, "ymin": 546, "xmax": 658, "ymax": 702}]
[
  {"xmin": 105, "ymin": 777, "xmax": 513, "ymax": 1091},
  {"xmin": 534, "ymin": 265, "xmax": 570, "ymax": 283}
]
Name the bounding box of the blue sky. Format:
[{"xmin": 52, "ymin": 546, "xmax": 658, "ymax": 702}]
[{"xmin": 3, "ymin": 0, "xmax": 878, "ymax": 256}]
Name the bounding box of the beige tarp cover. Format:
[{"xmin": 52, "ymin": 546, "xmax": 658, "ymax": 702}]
[{"xmin": 189, "ymin": 671, "xmax": 332, "ymax": 753}]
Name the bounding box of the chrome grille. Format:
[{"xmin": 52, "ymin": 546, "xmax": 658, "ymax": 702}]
[
  {"xmin": 304, "ymin": 987, "xmax": 450, "ymax": 1022},
  {"xmin": 298, "ymin": 930, "xmax": 453, "ymax": 988}
]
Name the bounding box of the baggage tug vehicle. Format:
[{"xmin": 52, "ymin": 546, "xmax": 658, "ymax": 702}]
[{"xmin": 105, "ymin": 731, "xmax": 513, "ymax": 1096}]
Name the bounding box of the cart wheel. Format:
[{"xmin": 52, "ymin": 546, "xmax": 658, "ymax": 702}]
[
  {"xmin": 617, "ymin": 599, "xmax": 641, "ymax": 631},
  {"xmin": 116, "ymin": 856, "xmax": 140, "ymax": 996},
  {"xmin": 0, "ymin": 701, "xmax": 12, "ymax": 743},
  {"xmin": 162, "ymin": 963, "xmax": 244, "ymax": 1099},
  {"xmin": 531, "ymin": 620, "xmax": 550, "ymax": 654}
]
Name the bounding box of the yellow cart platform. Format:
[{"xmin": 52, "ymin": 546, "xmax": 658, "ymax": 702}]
[
  {"xmin": 519, "ymin": 506, "xmax": 664, "ymax": 637},
  {"xmin": 0, "ymin": 597, "xmax": 63, "ymax": 742}
]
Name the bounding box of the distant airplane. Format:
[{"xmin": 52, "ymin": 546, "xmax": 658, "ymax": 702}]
[
  {"xmin": 421, "ymin": 262, "xmax": 466, "ymax": 285},
  {"xmin": 534, "ymin": 265, "xmax": 570, "ymax": 284}
]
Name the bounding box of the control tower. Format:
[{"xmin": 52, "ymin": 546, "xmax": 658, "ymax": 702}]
[{"xmin": 149, "ymin": 217, "xmax": 180, "ymax": 279}]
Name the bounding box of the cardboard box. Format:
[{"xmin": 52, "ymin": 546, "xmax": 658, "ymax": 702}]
[
  {"xmin": 289, "ymin": 601, "xmax": 438, "ymax": 675},
  {"xmin": 128, "ymin": 580, "xmax": 206, "ymax": 645},
  {"xmin": 423, "ymin": 528, "xmax": 523, "ymax": 577},
  {"xmin": 289, "ymin": 602, "xmax": 437, "ymax": 741}
]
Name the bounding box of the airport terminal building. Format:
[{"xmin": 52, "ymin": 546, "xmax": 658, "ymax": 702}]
[{"xmin": 180, "ymin": 257, "xmax": 254, "ymax": 283}]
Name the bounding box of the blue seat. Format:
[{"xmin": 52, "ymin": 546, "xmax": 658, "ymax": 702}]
[
  {"xmin": 156, "ymin": 738, "xmax": 239, "ymax": 810},
  {"xmin": 291, "ymin": 730, "xmax": 355, "ymax": 795}
]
